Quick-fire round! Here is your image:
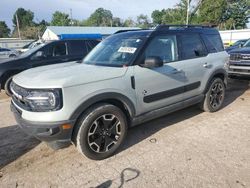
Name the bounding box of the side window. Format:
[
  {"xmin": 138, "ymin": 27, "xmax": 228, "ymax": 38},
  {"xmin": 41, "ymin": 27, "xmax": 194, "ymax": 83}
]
[
  {"xmin": 202, "ymin": 34, "xmax": 224, "ymax": 53},
  {"xmin": 48, "ymin": 43, "xmax": 67, "ymax": 57},
  {"xmin": 1, "ymin": 48, "xmax": 10, "ymax": 52},
  {"xmin": 68, "ymin": 41, "xmax": 87, "ymax": 56},
  {"xmin": 180, "ymin": 34, "xmax": 207, "ymax": 60},
  {"xmin": 144, "ymin": 35, "xmax": 178, "ymax": 63}
]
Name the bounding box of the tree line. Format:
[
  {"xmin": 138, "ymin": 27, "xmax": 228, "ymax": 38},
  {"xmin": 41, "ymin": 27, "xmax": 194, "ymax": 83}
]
[{"xmin": 0, "ymin": 0, "xmax": 249, "ymax": 39}]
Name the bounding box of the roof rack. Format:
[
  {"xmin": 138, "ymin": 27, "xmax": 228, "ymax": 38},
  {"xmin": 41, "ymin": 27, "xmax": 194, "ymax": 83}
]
[
  {"xmin": 114, "ymin": 29, "xmax": 144, "ymax": 34},
  {"xmin": 155, "ymin": 24, "xmax": 216, "ymax": 30}
]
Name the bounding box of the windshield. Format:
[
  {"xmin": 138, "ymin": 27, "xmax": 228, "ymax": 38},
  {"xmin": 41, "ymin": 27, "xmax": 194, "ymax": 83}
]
[
  {"xmin": 243, "ymin": 39, "xmax": 250, "ymax": 47},
  {"xmin": 20, "ymin": 43, "xmax": 46, "ymax": 58},
  {"xmin": 83, "ymin": 35, "xmax": 145, "ymax": 67}
]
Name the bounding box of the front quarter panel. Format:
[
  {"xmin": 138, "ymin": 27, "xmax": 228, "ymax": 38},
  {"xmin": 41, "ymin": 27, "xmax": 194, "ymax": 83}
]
[{"xmin": 18, "ymin": 67, "xmax": 137, "ymax": 123}]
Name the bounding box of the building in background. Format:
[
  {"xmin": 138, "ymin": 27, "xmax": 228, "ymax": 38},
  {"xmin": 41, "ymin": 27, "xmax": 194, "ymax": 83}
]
[
  {"xmin": 42, "ymin": 26, "xmax": 140, "ymax": 41},
  {"xmin": 219, "ymin": 29, "xmax": 250, "ymax": 47}
]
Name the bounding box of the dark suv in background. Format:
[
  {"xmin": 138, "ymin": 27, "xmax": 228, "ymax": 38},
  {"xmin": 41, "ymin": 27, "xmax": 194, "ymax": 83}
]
[
  {"xmin": 226, "ymin": 39, "xmax": 250, "ymax": 77},
  {"xmin": 0, "ymin": 39, "xmax": 100, "ymax": 95}
]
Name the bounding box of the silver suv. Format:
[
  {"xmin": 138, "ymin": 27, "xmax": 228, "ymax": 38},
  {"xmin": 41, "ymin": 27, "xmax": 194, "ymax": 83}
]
[{"xmin": 10, "ymin": 25, "xmax": 229, "ymax": 160}]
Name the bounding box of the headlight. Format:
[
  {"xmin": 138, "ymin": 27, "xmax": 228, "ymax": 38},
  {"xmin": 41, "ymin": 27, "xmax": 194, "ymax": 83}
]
[
  {"xmin": 11, "ymin": 82, "xmax": 63, "ymax": 112},
  {"xmin": 25, "ymin": 89, "xmax": 62, "ymax": 112}
]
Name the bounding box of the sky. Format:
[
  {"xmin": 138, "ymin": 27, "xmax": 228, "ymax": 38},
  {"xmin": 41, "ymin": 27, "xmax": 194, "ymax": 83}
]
[{"xmin": 0, "ymin": 0, "xmax": 179, "ymax": 29}]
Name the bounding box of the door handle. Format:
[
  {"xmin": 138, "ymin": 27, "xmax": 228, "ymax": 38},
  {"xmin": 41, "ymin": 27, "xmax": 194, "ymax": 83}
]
[
  {"xmin": 61, "ymin": 58, "xmax": 69, "ymax": 62},
  {"xmin": 203, "ymin": 63, "xmax": 212, "ymax": 68},
  {"xmin": 171, "ymin": 69, "xmax": 183, "ymax": 74}
]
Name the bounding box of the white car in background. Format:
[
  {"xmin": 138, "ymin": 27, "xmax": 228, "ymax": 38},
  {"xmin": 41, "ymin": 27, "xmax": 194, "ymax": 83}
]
[
  {"xmin": 19, "ymin": 40, "xmax": 43, "ymax": 53},
  {"xmin": 0, "ymin": 48, "xmax": 19, "ymax": 59}
]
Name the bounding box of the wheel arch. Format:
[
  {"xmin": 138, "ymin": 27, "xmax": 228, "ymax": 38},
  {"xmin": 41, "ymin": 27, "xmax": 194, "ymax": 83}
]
[
  {"xmin": 204, "ymin": 68, "xmax": 228, "ymax": 94},
  {"xmin": 70, "ymin": 92, "xmax": 136, "ymax": 126},
  {"xmin": 1, "ymin": 70, "xmax": 22, "ymax": 89}
]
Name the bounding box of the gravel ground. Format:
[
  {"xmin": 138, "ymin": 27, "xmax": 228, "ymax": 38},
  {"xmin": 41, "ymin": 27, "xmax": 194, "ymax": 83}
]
[{"xmin": 0, "ymin": 79, "xmax": 249, "ymax": 188}]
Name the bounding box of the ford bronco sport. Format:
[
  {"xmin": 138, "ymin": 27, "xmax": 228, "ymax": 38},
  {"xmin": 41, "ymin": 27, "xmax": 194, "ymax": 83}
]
[{"xmin": 10, "ymin": 25, "xmax": 229, "ymax": 160}]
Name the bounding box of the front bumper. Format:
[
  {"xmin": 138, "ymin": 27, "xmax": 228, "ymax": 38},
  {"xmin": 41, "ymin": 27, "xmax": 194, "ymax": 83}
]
[{"xmin": 11, "ymin": 102, "xmax": 75, "ymax": 149}]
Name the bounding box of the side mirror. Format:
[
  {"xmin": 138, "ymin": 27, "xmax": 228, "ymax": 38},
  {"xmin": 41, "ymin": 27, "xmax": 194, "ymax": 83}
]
[
  {"xmin": 240, "ymin": 43, "xmax": 244, "ymax": 48},
  {"xmin": 142, "ymin": 56, "xmax": 163, "ymax": 68}
]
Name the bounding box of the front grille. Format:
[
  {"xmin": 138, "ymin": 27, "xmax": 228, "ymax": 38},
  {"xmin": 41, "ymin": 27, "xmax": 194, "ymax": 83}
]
[
  {"xmin": 229, "ymin": 53, "xmax": 250, "ymax": 66},
  {"xmin": 10, "ymin": 82, "xmax": 31, "ymax": 111},
  {"xmin": 230, "ymin": 53, "xmax": 242, "ymax": 61}
]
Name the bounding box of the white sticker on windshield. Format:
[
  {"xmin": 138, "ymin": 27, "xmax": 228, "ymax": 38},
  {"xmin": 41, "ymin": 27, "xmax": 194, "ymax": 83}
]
[{"xmin": 118, "ymin": 47, "xmax": 137, "ymax": 54}]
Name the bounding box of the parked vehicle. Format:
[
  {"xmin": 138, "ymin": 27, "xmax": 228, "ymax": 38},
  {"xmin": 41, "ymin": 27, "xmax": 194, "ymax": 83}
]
[
  {"xmin": 10, "ymin": 25, "xmax": 228, "ymax": 160},
  {"xmin": 226, "ymin": 39, "xmax": 250, "ymax": 77},
  {"xmin": 225, "ymin": 39, "xmax": 249, "ymax": 52},
  {"xmin": 0, "ymin": 39, "xmax": 99, "ymax": 95},
  {"xmin": 19, "ymin": 40, "xmax": 43, "ymax": 53},
  {"xmin": 0, "ymin": 48, "xmax": 19, "ymax": 59}
]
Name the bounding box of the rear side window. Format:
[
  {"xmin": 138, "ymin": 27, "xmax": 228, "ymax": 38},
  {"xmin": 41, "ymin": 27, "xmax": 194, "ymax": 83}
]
[
  {"xmin": 68, "ymin": 40, "xmax": 99, "ymax": 56},
  {"xmin": 179, "ymin": 34, "xmax": 207, "ymax": 60},
  {"xmin": 68, "ymin": 40, "xmax": 88, "ymax": 56},
  {"xmin": 202, "ymin": 34, "xmax": 224, "ymax": 53}
]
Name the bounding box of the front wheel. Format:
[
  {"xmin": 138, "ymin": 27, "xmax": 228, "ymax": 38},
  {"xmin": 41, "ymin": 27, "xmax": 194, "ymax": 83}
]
[
  {"xmin": 200, "ymin": 78, "xmax": 225, "ymax": 112},
  {"xmin": 75, "ymin": 103, "xmax": 128, "ymax": 160}
]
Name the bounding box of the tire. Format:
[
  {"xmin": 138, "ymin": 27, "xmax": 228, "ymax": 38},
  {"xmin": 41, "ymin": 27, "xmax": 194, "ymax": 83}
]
[
  {"xmin": 4, "ymin": 76, "xmax": 13, "ymax": 96},
  {"xmin": 200, "ymin": 77, "xmax": 225, "ymax": 112},
  {"xmin": 75, "ymin": 103, "xmax": 128, "ymax": 160}
]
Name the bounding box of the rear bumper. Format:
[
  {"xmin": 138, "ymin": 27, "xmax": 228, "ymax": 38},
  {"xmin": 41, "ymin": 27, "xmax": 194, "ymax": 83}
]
[{"xmin": 11, "ymin": 102, "xmax": 75, "ymax": 149}]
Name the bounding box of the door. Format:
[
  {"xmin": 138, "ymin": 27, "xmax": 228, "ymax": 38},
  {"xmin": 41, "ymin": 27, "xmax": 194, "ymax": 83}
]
[
  {"xmin": 30, "ymin": 42, "xmax": 68, "ymax": 68},
  {"xmin": 178, "ymin": 33, "xmax": 209, "ymax": 100},
  {"xmin": 134, "ymin": 34, "xmax": 188, "ymax": 115}
]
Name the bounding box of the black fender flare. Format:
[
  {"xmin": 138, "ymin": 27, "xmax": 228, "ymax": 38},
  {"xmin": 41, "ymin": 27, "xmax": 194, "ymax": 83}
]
[
  {"xmin": 204, "ymin": 68, "xmax": 228, "ymax": 94},
  {"xmin": 69, "ymin": 92, "xmax": 136, "ymax": 121}
]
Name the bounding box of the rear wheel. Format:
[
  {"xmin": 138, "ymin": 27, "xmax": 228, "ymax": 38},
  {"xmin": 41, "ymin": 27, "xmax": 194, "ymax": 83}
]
[
  {"xmin": 200, "ymin": 78, "xmax": 225, "ymax": 112},
  {"xmin": 75, "ymin": 103, "xmax": 128, "ymax": 160}
]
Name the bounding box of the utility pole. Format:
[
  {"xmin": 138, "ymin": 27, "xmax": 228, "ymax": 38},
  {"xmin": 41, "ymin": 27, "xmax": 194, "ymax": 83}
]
[
  {"xmin": 186, "ymin": 0, "xmax": 190, "ymax": 25},
  {"xmin": 70, "ymin": 8, "xmax": 73, "ymax": 25},
  {"xmin": 16, "ymin": 14, "xmax": 21, "ymax": 39}
]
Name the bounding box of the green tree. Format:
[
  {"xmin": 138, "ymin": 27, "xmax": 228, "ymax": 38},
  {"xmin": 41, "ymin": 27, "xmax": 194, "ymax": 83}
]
[
  {"xmin": 198, "ymin": 0, "xmax": 227, "ymax": 26},
  {"xmin": 151, "ymin": 10, "xmax": 165, "ymax": 24},
  {"xmin": 87, "ymin": 8, "xmax": 113, "ymax": 26},
  {"xmin": 112, "ymin": 17, "xmax": 122, "ymax": 27},
  {"xmin": 136, "ymin": 14, "xmax": 150, "ymax": 28},
  {"xmin": 51, "ymin": 11, "xmax": 70, "ymax": 26},
  {"xmin": 12, "ymin": 8, "xmax": 34, "ymax": 29},
  {"xmin": 222, "ymin": 0, "xmax": 249, "ymax": 29},
  {"xmin": 0, "ymin": 21, "xmax": 10, "ymax": 38},
  {"xmin": 123, "ymin": 18, "xmax": 135, "ymax": 27}
]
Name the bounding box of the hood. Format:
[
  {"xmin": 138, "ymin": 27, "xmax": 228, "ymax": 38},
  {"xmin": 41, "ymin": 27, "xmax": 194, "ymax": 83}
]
[
  {"xmin": 13, "ymin": 62, "xmax": 128, "ymax": 89},
  {"xmin": 229, "ymin": 47, "xmax": 250, "ymax": 54},
  {"xmin": 225, "ymin": 45, "xmax": 239, "ymax": 52}
]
